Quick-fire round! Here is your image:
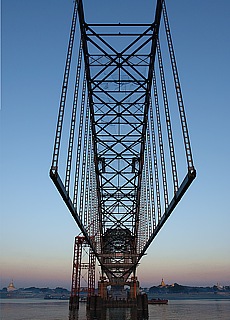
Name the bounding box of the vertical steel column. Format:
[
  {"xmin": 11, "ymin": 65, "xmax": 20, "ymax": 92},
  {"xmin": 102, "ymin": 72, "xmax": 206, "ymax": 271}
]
[
  {"xmin": 87, "ymin": 248, "xmax": 96, "ymax": 297},
  {"xmin": 70, "ymin": 236, "xmax": 96, "ymax": 310},
  {"xmin": 70, "ymin": 236, "xmax": 83, "ymax": 309}
]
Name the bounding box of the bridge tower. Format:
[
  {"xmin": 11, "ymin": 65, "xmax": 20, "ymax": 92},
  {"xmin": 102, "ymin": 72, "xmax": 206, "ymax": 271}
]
[{"xmin": 50, "ymin": 0, "xmax": 196, "ymax": 311}]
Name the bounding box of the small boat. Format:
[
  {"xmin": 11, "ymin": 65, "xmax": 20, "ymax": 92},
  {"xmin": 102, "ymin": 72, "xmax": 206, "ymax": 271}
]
[
  {"xmin": 79, "ymin": 297, "xmax": 87, "ymax": 302},
  {"xmin": 148, "ymin": 298, "xmax": 168, "ymax": 305}
]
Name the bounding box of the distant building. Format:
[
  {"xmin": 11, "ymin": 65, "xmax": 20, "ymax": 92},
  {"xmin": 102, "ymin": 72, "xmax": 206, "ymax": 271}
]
[
  {"xmin": 7, "ymin": 280, "xmax": 16, "ymax": 292},
  {"xmin": 216, "ymin": 283, "xmax": 223, "ymax": 290},
  {"xmin": 160, "ymin": 278, "xmax": 166, "ymax": 287}
]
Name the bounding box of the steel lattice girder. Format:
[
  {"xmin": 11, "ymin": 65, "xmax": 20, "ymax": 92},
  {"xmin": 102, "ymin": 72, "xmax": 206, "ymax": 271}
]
[
  {"xmin": 50, "ymin": 0, "xmax": 196, "ymax": 281},
  {"xmin": 75, "ymin": 0, "xmax": 163, "ymax": 280}
]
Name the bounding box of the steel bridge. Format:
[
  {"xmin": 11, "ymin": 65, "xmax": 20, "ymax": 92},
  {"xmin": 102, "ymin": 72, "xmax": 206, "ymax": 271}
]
[{"xmin": 50, "ymin": 0, "xmax": 196, "ymax": 310}]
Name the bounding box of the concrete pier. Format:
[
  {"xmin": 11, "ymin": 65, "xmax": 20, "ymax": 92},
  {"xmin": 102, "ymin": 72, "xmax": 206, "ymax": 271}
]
[
  {"xmin": 69, "ymin": 296, "xmax": 79, "ymax": 311},
  {"xmin": 87, "ymin": 293, "xmax": 148, "ymax": 311},
  {"xmin": 69, "ymin": 277, "xmax": 148, "ymax": 313}
]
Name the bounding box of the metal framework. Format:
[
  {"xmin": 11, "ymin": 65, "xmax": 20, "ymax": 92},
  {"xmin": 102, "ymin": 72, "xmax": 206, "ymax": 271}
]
[
  {"xmin": 50, "ymin": 0, "xmax": 196, "ymax": 287},
  {"xmin": 70, "ymin": 236, "xmax": 95, "ymax": 306}
]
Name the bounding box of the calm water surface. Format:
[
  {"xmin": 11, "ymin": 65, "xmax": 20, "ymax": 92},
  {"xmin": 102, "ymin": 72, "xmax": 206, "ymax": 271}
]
[{"xmin": 1, "ymin": 299, "xmax": 230, "ymax": 320}]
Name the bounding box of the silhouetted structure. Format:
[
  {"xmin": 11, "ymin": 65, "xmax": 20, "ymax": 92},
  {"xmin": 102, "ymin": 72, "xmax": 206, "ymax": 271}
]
[{"xmin": 50, "ymin": 0, "xmax": 196, "ymax": 311}]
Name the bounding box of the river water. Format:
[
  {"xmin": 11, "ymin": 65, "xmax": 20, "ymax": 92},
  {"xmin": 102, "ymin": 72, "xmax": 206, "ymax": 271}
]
[{"xmin": 1, "ymin": 299, "xmax": 230, "ymax": 320}]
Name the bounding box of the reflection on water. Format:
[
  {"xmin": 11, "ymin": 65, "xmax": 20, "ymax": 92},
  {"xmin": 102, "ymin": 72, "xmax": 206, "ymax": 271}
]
[
  {"xmin": 69, "ymin": 308, "xmax": 148, "ymax": 320},
  {"xmin": 1, "ymin": 299, "xmax": 230, "ymax": 320}
]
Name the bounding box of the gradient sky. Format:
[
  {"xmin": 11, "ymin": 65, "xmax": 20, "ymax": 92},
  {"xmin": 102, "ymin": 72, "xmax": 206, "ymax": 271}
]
[{"xmin": 1, "ymin": 0, "xmax": 230, "ymax": 290}]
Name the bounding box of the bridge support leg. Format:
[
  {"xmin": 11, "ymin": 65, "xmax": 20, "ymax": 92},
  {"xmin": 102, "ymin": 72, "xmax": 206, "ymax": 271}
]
[
  {"xmin": 69, "ymin": 236, "xmax": 83, "ymax": 310},
  {"xmin": 130, "ymin": 276, "xmax": 140, "ymax": 299},
  {"xmin": 69, "ymin": 236, "xmax": 96, "ymax": 311},
  {"xmin": 88, "ymin": 248, "xmax": 96, "ymax": 297},
  {"xmin": 137, "ymin": 293, "xmax": 148, "ymax": 312},
  {"xmin": 69, "ymin": 296, "xmax": 79, "ymax": 311},
  {"xmin": 98, "ymin": 277, "xmax": 108, "ymax": 299}
]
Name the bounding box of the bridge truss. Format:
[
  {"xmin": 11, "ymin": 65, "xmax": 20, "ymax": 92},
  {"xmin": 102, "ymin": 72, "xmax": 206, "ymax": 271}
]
[{"xmin": 50, "ymin": 0, "xmax": 196, "ymax": 292}]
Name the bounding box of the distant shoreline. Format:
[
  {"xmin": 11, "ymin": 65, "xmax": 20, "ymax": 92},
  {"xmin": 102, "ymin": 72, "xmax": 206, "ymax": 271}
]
[
  {"xmin": 1, "ymin": 293, "xmax": 230, "ymax": 301},
  {"xmin": 1, "ymin": 283, "xmax": 230, "ymax": 301},
  {"xmin": 148, "ymin": 293, "xmax": 230, "ymax": 300}
]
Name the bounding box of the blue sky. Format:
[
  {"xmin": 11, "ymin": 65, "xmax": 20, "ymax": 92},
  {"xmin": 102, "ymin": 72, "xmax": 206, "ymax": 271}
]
[{"xmin": 1, "ymin": 0, "xmax": 230, "ymax": 289}]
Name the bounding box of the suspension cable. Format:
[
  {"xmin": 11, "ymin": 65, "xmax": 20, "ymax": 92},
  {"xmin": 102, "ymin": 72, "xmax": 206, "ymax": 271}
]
[
  {"xmin": 152, "ymin": 70, "xmax": 168, "ymax": 212},
  {"xmin": 162, "ymin": 0, "xmax": 195, "ymax": 172},
  {"xmin": 65, "ymin": 41, "xmax": 83, "ymax": 192},
  {"xmin": 157, "ymin": 40, "xmax": 179, "ymax": 193},
  {"xmin": 51, "ymin": 1, "xmax": 78, "ymax": 172},
  {"xmin": 79, "ymin": 99, "xmax": 90, "ymax": 221},
  {"xmin": 73, "ymin": 74, "xmax": 87, "ymax": 208}
]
